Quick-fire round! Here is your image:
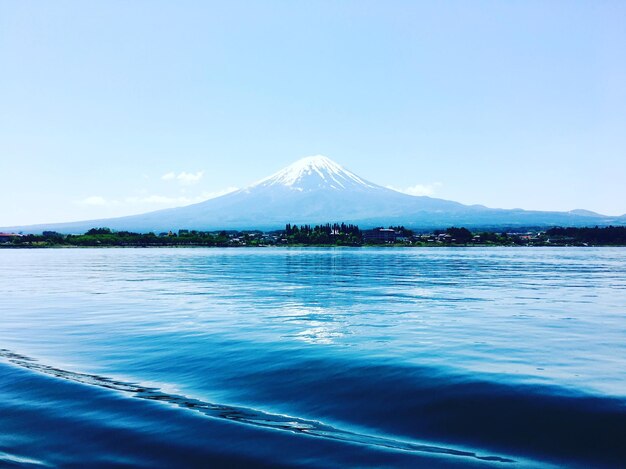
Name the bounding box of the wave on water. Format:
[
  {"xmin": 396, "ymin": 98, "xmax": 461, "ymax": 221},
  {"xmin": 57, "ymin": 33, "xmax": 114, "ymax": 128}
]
[{"xmin": 0, "ymin": 349, "xmax": 517, "ymax": 466}]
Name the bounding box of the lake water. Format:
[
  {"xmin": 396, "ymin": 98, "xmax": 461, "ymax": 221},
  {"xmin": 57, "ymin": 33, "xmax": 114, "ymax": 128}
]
[{"xmin": 1, "ymin": 247, "xmax": 625, "ymax": 467}]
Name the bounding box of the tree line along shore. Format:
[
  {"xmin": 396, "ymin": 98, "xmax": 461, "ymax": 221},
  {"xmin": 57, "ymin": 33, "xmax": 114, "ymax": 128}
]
[{"xmin": 1, "ymin": 224, "xmax": 625, "ymax": 248}]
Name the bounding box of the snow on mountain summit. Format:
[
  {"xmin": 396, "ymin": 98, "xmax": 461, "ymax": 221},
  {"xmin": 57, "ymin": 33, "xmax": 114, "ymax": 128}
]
[{"xmin": 249, "ymin": 155, "xmax": 379, "ymax": 192}]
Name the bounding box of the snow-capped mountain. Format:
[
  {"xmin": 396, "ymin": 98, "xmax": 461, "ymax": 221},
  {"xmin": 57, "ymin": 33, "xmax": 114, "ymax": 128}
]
[
  {"xmin": 250, "ymin": 155, "xmax": 379, "ymax": 192},
  {"xmin": 5, "ymin": 155, "xmax": 624, "ymax": 233}
]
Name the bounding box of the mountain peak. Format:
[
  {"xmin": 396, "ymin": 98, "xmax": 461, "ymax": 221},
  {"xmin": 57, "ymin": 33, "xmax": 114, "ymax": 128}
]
[
  {"xmin": 249, "ymin": 155, "xmax": 379, "ymax": 192},
  {"xmin": 292, "ymin": 154, "xmax": 339, "ymax": 170},
  {"xmin": 569, "ymin": 209, "xmax": 602, "ymax": 217}
]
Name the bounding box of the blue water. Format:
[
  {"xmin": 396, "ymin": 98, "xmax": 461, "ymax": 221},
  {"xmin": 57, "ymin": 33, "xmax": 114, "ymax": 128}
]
[{"xmin": 1, "ymin": 247, "xmax": 625, "ymax": 467}]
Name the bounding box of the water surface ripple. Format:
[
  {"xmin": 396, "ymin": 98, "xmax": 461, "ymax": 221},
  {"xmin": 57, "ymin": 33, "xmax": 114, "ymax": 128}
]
[{"xmin": 1, "ymin": 247, "xmax": 625, "ymax": 467}]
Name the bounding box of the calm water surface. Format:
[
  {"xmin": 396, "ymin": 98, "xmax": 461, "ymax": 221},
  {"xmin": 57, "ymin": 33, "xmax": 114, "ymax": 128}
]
[{"xmin": 1, "ymin": 247, "xmax": 625, "ymax": 467}]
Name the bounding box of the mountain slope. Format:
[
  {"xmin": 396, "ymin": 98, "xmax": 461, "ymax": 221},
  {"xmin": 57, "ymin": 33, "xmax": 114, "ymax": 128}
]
[{"xmin": 4, "ymin": 156, "xmax": 625, "ymax": 233}]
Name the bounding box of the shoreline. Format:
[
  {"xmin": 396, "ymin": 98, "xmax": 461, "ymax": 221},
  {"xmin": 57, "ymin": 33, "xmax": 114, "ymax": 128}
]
[{"xmin": 2, "ymin": 243, "xmax": 625, "ymax": 249}]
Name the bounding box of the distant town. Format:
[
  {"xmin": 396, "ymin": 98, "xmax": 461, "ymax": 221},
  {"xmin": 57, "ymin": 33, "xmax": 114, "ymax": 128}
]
[{"xmin": 1, "ymin": 224, "xmax": 625, "ymax": 248}]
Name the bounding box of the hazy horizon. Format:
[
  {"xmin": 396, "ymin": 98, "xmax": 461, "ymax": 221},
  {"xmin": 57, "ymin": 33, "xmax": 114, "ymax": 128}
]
[{"xmin": 1, "ymin": 1, "xmax": 625, "ymax": 226}]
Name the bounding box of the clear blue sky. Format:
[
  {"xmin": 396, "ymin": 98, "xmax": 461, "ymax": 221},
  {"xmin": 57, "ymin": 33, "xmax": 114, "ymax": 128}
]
[{"xmin": 1, "ymin": 1, "xmax": 625, "ymax": 226}]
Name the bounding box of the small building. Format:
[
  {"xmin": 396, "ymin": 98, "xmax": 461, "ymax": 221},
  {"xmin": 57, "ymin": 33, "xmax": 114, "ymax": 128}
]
[
  {"xmin": 363, "ymin": 228, "xmax": 397, "ymax": 243},
  {"xmin": 0, "ymin": 232, "xmax": 21, "ymax": 243}
]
